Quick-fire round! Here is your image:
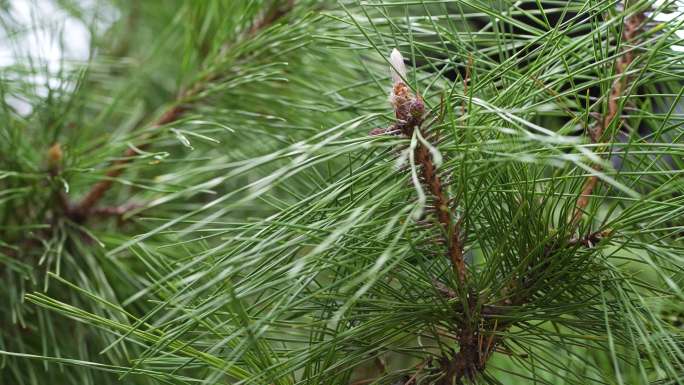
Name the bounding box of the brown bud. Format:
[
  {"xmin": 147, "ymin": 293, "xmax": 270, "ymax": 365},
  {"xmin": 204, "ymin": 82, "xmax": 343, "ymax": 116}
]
[
  {"xmin": 47, "ymin": 143, "xmax": 63, "ymax": 169},
  {"xmin": 409, "ymin": 95, "xmax": 425, "ymax": 119}
]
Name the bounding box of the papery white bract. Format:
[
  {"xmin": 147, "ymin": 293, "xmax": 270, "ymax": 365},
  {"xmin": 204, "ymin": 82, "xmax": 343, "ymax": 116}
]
[
  {"xmin": 388, "ymin": 48, "xmax": 420, "ymax": 122},
  {"xmin": 390, "ymin": 48, "xmax": 407, "ymax": 85}
]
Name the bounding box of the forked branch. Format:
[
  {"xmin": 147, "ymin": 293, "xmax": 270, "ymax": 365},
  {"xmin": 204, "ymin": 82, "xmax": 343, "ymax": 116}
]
[{"xmin": 425, "ymin": 6, "xmax": 647, "ymax": 384}]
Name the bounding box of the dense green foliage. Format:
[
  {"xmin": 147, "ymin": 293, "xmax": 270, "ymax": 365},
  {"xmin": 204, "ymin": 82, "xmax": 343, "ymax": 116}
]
[{"xmin": 1, "ymin": 0, "xmax": 683, "ymax": 384}]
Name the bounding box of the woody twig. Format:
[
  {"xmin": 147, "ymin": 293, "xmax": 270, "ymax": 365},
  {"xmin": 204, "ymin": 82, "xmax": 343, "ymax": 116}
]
[
  {"xmin": 65, "ymin": 0, "xmax": 296, "ymax": 222},
  {"xmin": 425, "ymin": 6, "xmax": 647, "ymax": 384},
  {"xmin": 571, "ymin": 9, "xmax": 647, "ymax": 226},
  {"xmin": 386, "ymin": 49, "xmax": 467, "ymax": 285}
]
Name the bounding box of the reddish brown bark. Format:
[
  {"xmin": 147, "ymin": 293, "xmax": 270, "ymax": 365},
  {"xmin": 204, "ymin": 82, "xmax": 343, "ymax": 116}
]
[{"xmin": 571, "ymin": 11, "xmax": 646, "ymax": 225}]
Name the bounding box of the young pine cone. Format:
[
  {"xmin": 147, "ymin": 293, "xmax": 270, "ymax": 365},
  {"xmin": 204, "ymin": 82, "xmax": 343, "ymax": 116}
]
[{"xmin": 389, "ymin": 48, "xmax": 424, "ymax": 126}]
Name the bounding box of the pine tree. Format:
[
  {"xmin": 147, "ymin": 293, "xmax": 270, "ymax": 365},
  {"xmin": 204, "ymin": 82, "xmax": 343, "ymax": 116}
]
[{"xmin": 1, "ymin": 0, "xmax": 683, "ymax": 384}]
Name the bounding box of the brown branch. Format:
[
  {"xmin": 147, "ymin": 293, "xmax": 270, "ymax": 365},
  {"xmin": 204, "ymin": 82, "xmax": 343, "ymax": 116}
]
[
  {"xmin": 248, "ymin": 0, "xmax": 296, "ymax": 37},
  {"xmin": 443, "ymin": 226, "xmax": 612, "ymax": 382},
  {"xmin": 68, "ymin": 0, "xmax": 296, "ymax": 221},
  {"xmin": 567, "ymin": 228, "xmax": 613, "ymax": 248},
  {"xmin": 415, "ymin": 132, "xmax": 466, "ymax": 284},
  {"xmin": 433, "ymin": 279, "xmax": 458, "ymax": 299},
  {"xmin": 403, "ymin": 361, "xmax": 428, "ymax": 385},
  {"xmin": 386, "ymin": 49, "xmax": 467, "ymax": 282},
  {"xmin": 442, "ymin": 227, "xmax": 613, "ymax": 381},
  {"xmin": 571, "ymin": 10, "xmax": 646, "ymax": 225},
  {"xmin": 385, "ymin": 49, "xmax": 473, "ymax": 383},
  {"xmin": 92, "ymin": 202, "xmax": 144, "ymax": 218},
  {"xmin": 391, "ymin": 86, "xmax": 467, "ymax": 284},
  {"xmin": 431, "ymin": 224, "xmax": 614, "ymax": 383},
  {"xmin": 72, "ymin": 105, "xmax": 187, "ymax": 220},
  {"xmin": 437, "ymin": 9, "xmax": 647, "ymax": 382}
]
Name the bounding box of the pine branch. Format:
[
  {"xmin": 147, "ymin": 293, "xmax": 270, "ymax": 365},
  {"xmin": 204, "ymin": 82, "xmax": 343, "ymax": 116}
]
[
  {"xmin": 67, "ymin": 0, "xmax": 296, "ymax": 222},
  {"xmin": 71, "ymin": 104, "xmax": 188, "ymax": 220},
  {"xmin": 248, "ymin": 0, "xmax": 296, "ymax": 37},
  {"xmin": 437, "ymin": 7, "xmax": 648, "ymax": 383},
  {"xmin": 387, "ymin": 49, "xmax": 467, "ymax": 285},
  {"xmin": 6, "ymin": 1, "xmax": 680, "ymax": 384},
  {"xmin": 381, "ymin": 45, "xmax": 619, "ymax": 384},
  {"xmin": 571, "ymin": 8, "xmax": 647, "ymax": 226}
]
